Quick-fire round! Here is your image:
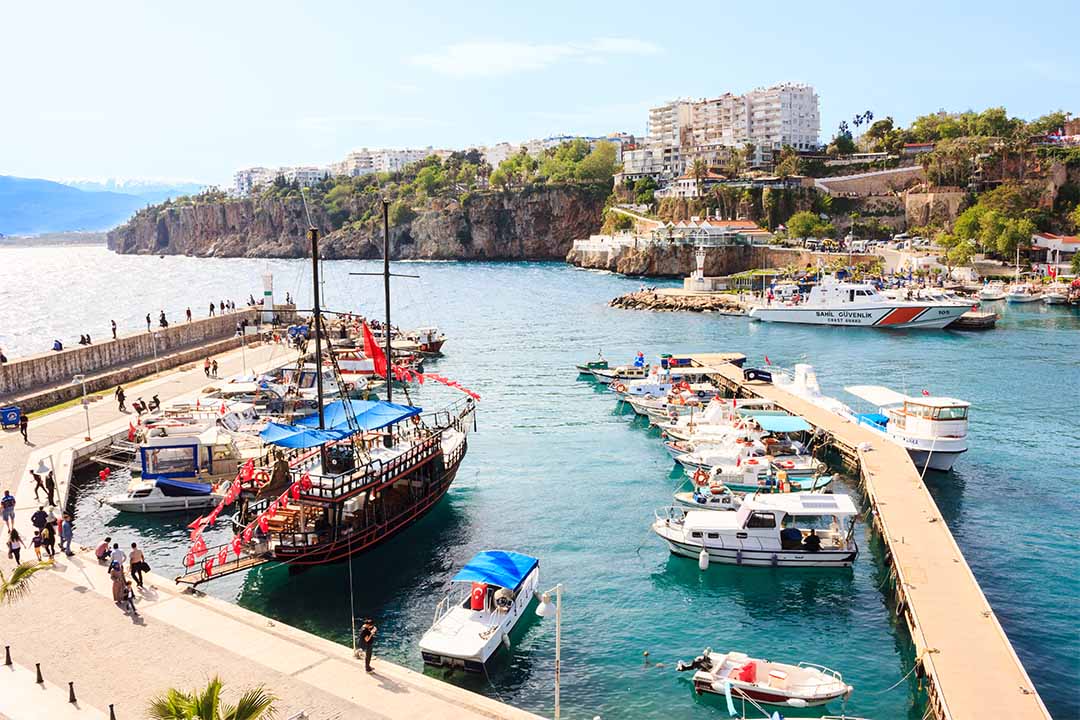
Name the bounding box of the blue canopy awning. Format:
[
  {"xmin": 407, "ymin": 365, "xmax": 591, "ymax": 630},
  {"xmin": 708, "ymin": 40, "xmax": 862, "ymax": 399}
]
[
  {"xmin": 451, "ymin": 550, "xmax": 539, "ymax": 590},
  {"xmin": 260, "ymin": 400, "xmax": 422, "ymax": 449},
  {"xmin": 747, "ymin": 413, "xmax": 812, "ymax": 433}
]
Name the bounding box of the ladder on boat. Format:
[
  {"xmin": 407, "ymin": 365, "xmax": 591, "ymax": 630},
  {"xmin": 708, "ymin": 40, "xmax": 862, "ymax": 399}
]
[
  {"xmin": 89, "ymin": 440, "xmax": 139, "ymax": 470},
  {"xmin": 174, "ymin": 540, "xmax": 274, "ymax": 588}
]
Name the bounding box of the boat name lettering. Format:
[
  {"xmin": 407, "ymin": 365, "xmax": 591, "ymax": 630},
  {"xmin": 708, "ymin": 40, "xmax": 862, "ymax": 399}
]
[{"xmin": 815, "ymin": 311, "xmax": 874, "ymax": 319}]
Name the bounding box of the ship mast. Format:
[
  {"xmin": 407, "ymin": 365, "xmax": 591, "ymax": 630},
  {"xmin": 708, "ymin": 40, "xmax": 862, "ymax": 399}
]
[
  {"xmin": 382, "ymin": 199, "xmax": 392, "ymax": 403},
  {"xmin": 309, "ymin": 226, "xmax": 326, "ymax": 430}
]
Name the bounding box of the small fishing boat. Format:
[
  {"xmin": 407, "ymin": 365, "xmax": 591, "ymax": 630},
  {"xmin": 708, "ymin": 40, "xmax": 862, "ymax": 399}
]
[
  {"xmin": 576, "ymin": 356, "xmax": 609, "ymax": 375},
  {"xmin": 677, "ymin": 648, "xmax": 852, "ymax": 707},
  {"xmin": 690, "ymin": 465, "xmax": 832, "ymax": 494},
  {"xmin": 1005, "ymin": 283, "xmax": 1042, "ymax": 303},
  {"xmin": 592, "ymin": 365, "xmax": 649, "ymax": 384},
  {"xmin": 978, "ymin": 280, "xmax": 1007, "ymax": 301},
  {"xmin": 1042, "ymin": 283, "xmax": 1070, "ymax": 305},
  {"xmin": 653, "ymin": 493, "xmax": 859, "ymax": 568},
  {"xmin": 674, "ymin": 485, "xmax": 743, "ymax": 511},
  {"xmin": 106, "ymin": 476, "xmax": 225, "ymax": 513},
  {"xmin": 419, "ymin": 550, "xmax": 540, "ymax": 672}
]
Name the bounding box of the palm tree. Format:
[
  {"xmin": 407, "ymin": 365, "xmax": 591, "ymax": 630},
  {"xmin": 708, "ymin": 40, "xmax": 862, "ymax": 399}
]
[
  {"xmin": 148, "ymin": 677, "xmax": 276, "ymax": 720},
  {"xmin": 0, "ymin": 561, "xmax": 52, "ymax": 605},
  {"xmin": 689, "ymin": 159, "xmax": 708, "ymax": 199}
]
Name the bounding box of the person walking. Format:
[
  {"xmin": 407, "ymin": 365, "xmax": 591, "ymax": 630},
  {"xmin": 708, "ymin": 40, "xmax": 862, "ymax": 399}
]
[
  {"xmin": 40, "ymin": 522, "xmax": 56, "ymax": 559},
  {"xmin": 109, "ymin": 542, "xmax": 126, "ymax": 569},
  {"xmin": 8, "ymin": 530, "xmax": 22, "ymax": 564},
  {"xmin": 0, "ymin": 491, "xmax": 15, "ymax": 532},
  {"xmin": 31, "ymin": 531, "xmax": 43, "ymax": 561},
  {"xmin": 122, "ymin": 580, "xmax": 139, "ymax": 616},
  {"xmin": 358, "ymin": 618, "xmax": 377, "ymax": 672},
  {"xmin": 111, "ymin": 319, "xmax": 117, "ymax": 340},
  {"xmin": 145, "ymin": 313, "xmax": 152, "ymax": 332},
  {"xmin": 19, "ymin": 413, "xmax": 28, "ymax": 444},
  {"xmin": 211, "ymin": 360, "xmax": 218, "ymax": 377},
  {"xmin": 110, "ymin": 562, "xmax": 126, "ymax": 604},
  {"xmin": 204, "ymin": 358, "xmax": 211, "ymax": 377},
  {"xmin": 129, "ymin": 542, "xmax": 146, "ymax": 588},
  {"xmin": 59, "ymin": 513, "xmax": 74, "ymax": 556},
  {"xmin": 31, "ymin": 506, "xmax": 48, "ymax": 533},
  {"xmin": 115, "ymin": 385, "xmax": 126, "ymax": 412},
  {"xmin": 30, "ymin": 472, "xmax": 46, "ymax": 502},
  {"xmin": 185, "ymin": 307, "xmax": 192, "ymax": 323}
]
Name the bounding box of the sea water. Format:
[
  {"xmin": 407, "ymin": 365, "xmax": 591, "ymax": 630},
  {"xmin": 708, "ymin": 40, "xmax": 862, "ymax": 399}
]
[{"xmin": 6, "ymin": 246, "xmax": 1078, "ymax": 719}]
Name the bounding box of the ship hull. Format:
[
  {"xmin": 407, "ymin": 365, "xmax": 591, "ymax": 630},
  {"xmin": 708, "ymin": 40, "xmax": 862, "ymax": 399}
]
[{"xmin": 749, "ymin": 304, "xmax": 969, "ymax": 329}]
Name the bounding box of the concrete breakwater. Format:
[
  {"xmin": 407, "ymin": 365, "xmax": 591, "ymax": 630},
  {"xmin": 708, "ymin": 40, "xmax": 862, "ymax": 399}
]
[
  {"xmin": 0, "ymin": 308, "xmax": 258, "ymax": 410},
  {"xmin": 610, "ymin": 289, "xmax": 748, "ymax": 314},
  {"xmin": 568, "ymin": 239, "xmax": 876, "ymax": 277}
]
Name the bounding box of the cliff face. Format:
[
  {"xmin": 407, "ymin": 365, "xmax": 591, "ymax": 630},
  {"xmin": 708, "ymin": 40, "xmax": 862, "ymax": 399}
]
[{"xmin": 107, "ymin": 185, "xmax": 606, "ymax": 260}]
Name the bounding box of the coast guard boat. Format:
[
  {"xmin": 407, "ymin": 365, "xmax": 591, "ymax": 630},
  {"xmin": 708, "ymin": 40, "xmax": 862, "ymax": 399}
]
[
  {"xmin": 748, "ymin": 275, "xmax": 970, "ymax": 329},
  {"xmin": 420, "ymin": 551, "xmax": 540, "ymax": 671}
]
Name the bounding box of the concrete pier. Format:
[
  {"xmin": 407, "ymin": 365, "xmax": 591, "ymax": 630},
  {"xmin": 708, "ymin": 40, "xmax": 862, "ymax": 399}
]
[
  {"xmin": 691, "ymin": 355, "xmax": 1051, "ymax": 720},
  {"xmin": 0, "ymin": 342, "xmax": 540, "ymax": 720}
]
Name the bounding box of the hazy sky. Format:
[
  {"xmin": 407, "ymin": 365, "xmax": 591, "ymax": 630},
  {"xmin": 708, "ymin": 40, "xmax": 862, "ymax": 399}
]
[{"xmin": 5, "ymin": 0, "xmax": 1077, "ymax": 185}]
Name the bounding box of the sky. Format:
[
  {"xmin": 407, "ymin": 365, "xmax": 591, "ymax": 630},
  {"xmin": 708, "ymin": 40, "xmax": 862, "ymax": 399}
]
[{"xmin": 4, "ymin": 0, "xmax": 1078, "ymax": 186}]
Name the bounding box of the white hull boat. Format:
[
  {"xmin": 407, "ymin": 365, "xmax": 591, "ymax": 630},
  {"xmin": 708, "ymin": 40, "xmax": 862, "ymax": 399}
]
[
  {"xmin": 592, "ymin": 364, "xmax": 649, "ymax": 384},
  {"xmin": 749, "ymin": 275, "xmax": 970, "ymax": 329},
  {"xmin": 653, "ymin": 494, "xmax": 859, "ymax": 569},
  {"xmin": 677, "ymin": 649, "xmax": 852, "ymax": 707},
  {"xmin": 419, "ymin": 551, "xmax": 539, "ymax": 672},
  {"xmin": 106, "ymin": 477, "xmax": 224, "ymax": 513},
  {"xmin": 674, "ymin": 487, "xmax": 742, "ymax": 511},
  {"xmin": 1005, "ymin": 283, "xmax": 1042, "ymax": 303},
  {"xmin": 978, "ymin": 281, "xmax": 1007, "ymax": 301}
]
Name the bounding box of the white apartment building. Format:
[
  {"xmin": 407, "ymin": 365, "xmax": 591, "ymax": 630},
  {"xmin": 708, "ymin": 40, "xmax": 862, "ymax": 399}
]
[
  {"xmin": 331, "ymin": 147, "xmax": 434, "ymax": 177},
  {"xmin": 282, "ymin": 166, "xmax": 330, "ymax": 186},
  {"xmin": 232, "ymin": 167, "xmax": 280, "ymax": 196}
]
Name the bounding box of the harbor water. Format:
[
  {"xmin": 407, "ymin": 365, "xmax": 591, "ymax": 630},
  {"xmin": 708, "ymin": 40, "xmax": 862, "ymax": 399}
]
[{"xmin": 5, "ymin": 245, "xmax": 1078, "ymax": 719}]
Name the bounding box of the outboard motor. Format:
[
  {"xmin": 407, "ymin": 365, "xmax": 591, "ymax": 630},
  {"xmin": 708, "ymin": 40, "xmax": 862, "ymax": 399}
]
[{"xmin": 676, "ymin": 648, "xmax": 714, "ymax": 673}]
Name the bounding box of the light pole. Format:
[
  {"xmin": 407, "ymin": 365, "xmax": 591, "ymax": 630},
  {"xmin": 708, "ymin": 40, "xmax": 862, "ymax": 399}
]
[
  {"xmin": 535, "ymin": 584, "xmax": 563, "ymax": 720},
  {"xmin": 72, "ymin": 374, "xmax": 90, "ymax": 441}
]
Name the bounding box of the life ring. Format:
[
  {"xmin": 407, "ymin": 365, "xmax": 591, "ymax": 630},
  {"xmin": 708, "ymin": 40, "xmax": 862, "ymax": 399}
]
[
  {"xmin": 746, "ymin": 459, "xmax": 759, "ymax": 465},
  {"xmin": 781, "ymin": 460, "xmax": 795, "ymax": 469},
  {"xmin": 709, "ymin": 484, "xmax": 725, "ymax": 495},
  {"xmin": 613, "ymin": 383, "xmax": 627, "ymax": 393},
  {"xmin": 411, "ymin": 415, "xmax": 421, "ymax": 426},
  {"xmin": 251, "ymin": 470, "xmax": 270, "ymax": 488},
  {"xmin": 692, "ymin": 468, "xmax": 709, "ymax": 487}
]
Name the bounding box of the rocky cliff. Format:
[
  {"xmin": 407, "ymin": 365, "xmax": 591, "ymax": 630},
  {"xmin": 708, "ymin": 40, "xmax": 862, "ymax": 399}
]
[{"xmin": 107, "ymin": 184, "xmax": 607, "ymax": 260}]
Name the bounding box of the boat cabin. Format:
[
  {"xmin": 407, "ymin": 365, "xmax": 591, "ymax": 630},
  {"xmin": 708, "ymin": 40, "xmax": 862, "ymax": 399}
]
[
  {"xmin": 846, "ymin": 385, "xmax": 969, "ymax": 438},
  {"xmin": 680, "ymin": 493, "xmax": 858, "ymax": 553},
  {"xmin": 139, "ymin": 427, "xmax": 240, "ymax": 484}
]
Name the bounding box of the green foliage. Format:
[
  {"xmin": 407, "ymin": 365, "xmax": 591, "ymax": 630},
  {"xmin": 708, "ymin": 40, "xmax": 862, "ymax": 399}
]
[
  {"xmin": 1072, "ymin": 251, "xmax": 1080, "ymax": 274},
  {"xmin": 147, "ymin": 676, "xmax": 276, "ymax": 720},
  {"xmin": 952, "ymin": 200, "xmax": 1037, "ymax": 257},
  {"xmin": 787, "ymin": 210, "xmax": 826, "ymax": 239},
  {"xmin": 1071, "ymin": 204, "xmax": 1080, "ymax": 231},
  {"xmin": 632, "ymin": 176, "xmax": 658, "ymax": 205},
  {"xmin": 827, "ymin": 133, "xmax": 857, "ymax": 156},
  {"xmin": 0, "ymin": 561, "xmax": 51, "ymax": 605},
  {"xmin": 388, "ymin": 200, "xmax": 416, "ymax": 226}
]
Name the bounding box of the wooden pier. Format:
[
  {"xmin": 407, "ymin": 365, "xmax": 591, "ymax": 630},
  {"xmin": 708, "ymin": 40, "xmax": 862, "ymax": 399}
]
[{"xmin": 685, "ymin": 354, "xmax": 1050, "ymax": 720}]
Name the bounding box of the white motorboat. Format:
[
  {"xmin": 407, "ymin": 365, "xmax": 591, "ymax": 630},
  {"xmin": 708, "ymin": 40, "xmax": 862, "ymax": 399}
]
[
  {"xmin": 978, "ymin": 280, "xmax": 1007, "ymax": 301},
  {"xmin": 677, "ymin": 648, "xmax": 853, "ymax": 707},
  {"xmin": 1005, "ymin": 283, "xmax": 1042, "ymax": 303},
  {"xmin": 652, "ymin": 493, "xmax": 859, "ymax": 568},
  {"xmin": 674, "ymin": 485, "xmax": 743, "ymax": 511},
  {"xmin": 592, "ymin": 363, "xmax": 649, "ymax": 384},
  {"xmin": 845, "ymin": 385, "xmax": 969, "ymax": 472},
  {"xmin": 1042, "ymin": 283, "xmax": 1070, "ymax": 304},
  {"xmin": 419, "ymin": 550, "xmax": 540, "ymax": 672},
  {"xmin": 748, "ymin": 275, "xmax": 971, "ymax": 329},
  {"xmin": 106, "ymin": 476, "xmax": 225, "ymax": 513}
]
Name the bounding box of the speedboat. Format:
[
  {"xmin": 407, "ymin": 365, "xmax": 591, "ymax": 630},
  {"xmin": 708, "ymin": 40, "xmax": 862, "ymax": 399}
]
[
  {"xmin": 419, "ymin": 550, "xmax": 540, "ymax": 672},
  {"xmin": 1005, "ymin": 283, "xmax": 1042, "ymax": 303},
  {"xmin": 677, "ymin": 648, "xmax": 852, "ymax": 707},
  {"xmin": 978, "ymin": 281, "xmax": 1007, "ymax": 301},
  {"xmin": 652, "ymin": 493, "xmax": 859, "ymax": 568},
  {"xmin": 846, "ymin": 385, "xmax": 968, "ymax": 472},
  {"xmin": 674, "ymin": 484, "xmax": 743, "ymax": 511},
  {"xmin": 106, "ymin": 476, "xmax": 225, "ymax": 513},
  {"xmin": 748, "ymin": 274, "xmax": 971, "ymax": 329}
]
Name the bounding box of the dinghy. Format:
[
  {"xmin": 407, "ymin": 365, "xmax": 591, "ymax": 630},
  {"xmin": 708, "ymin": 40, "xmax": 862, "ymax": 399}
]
[{"xmin": 677, "ymin": 648, "xmax": 852, "ymax": 707}]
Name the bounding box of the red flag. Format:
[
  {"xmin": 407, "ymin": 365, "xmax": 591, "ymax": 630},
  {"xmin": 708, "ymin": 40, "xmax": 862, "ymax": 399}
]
[
  {"xmin": 192, "ymin": 535, "xmax": 208, "ymax": 557},
  {"xmin": 220, "ymin": 402, "xmax": 226, "ymax": 415},
  {"xmin": 217, "ymin": 546, "xmax": 229, "ymax": 566},
  {"xmin": 361, "ymin": 322, "xmax": 387, "ymax": 377},
  {"xmin": 183, "ymin": 552, "xmax": 195, "ymax": 568},
  {"xmin": 300, "ymin": 472, "xmax": 312, "ymax": 490},
  {"xmin": 416, "ymin": 373, "xmax": 425, "ymax": 385},
  {"xmin": 241, "ymin": 458, "xmax": 255, "ymax": 482},
  {"xmin": 187, "ymin": 516, "xmax": 205, "ymax": 531},
  {"xmin": 257, "ymin": 514, "xmax": 269, "ymax": 533},
  {"xmin": 232, "ymin": 536, "xmax": 243, "ymax": 557},
  {"xmin": 291, "ymin": 483, "xmax": 301, "ymax": 500},
  {"xmin": 204, "ymin": 557, "xmax": 214, "ymax": 576},
  {"xmin": 242, "ymin": 525, "xmax": 255, "ymax": 543},
  {"xmin": 764, "ymin": 355, "xmax": 771, "ymax": 365},
  {"xmin": 127, "ymin": 422, "xmax": 136, "ymax": 442},
  {"xmin": 922, "ymin": 389, "xmax": 930, "ymax": 396}
]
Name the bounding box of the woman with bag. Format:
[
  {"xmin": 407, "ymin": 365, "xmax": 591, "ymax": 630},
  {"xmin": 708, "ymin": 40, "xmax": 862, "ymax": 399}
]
[
  {"xmin": 129, "ymin": 542, "xmax": 148, "ymax": 588},
  {"xmin": 8, "ymin": 529, "xmax": 23, "ymax": 564}
]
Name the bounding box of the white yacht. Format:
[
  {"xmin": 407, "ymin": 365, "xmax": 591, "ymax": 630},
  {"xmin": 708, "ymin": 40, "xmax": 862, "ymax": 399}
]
[
  {"xmin": 419, "ymin": 551, "xmax": 540, "ymax": 672},
  {"xmin": 106, "ymin": 476, "xmax": 225, "ymax": 513},
  {"xmin": 749, "ymin": 275, "xmax": 970, "ymax": 329},
  {"xmin": 978, "ymin": 281, "xmax": 1007, "ymax": 301},
  {"xmin": 653, "ymin": 493, "xmax": 859, "ymax": 568},
  {"xmin": 1042, "ymin": 283, "xmax": 1070, "ymax": 305},
  {"xmin": 845, "ymin": 385, "xmax": 969, "ymax": 471},
  {"xmin": 1005, "ymin": 283, "xmax": 1042, "ymax": 303}
]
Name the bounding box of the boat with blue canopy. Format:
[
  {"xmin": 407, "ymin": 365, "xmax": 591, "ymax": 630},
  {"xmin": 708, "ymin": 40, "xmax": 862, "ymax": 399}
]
[{"xmin": 420, "ymin": 550, "xmax": 541, "ymax": 671}]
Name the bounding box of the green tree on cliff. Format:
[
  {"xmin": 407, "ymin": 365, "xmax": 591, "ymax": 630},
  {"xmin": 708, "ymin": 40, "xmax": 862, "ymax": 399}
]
[{"xmin": 689, "ymin": 159, "xmax": 708, "ymax": 198}]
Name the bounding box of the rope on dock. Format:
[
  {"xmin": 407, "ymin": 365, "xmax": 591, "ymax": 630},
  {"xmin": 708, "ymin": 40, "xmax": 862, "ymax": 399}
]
[{"xmin": 872, "ymin": 652, "xmax": 924, "ymax": 695}]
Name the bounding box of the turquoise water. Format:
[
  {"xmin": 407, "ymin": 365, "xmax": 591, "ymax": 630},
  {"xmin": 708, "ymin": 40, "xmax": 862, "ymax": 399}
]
[{"xmin": 16, "ymin": 247, "xmax": 1077, "ymax": 719}]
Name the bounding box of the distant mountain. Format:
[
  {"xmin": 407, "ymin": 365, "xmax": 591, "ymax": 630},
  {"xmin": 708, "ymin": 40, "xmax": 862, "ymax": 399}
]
[
  {"xmin": 0, "ymin": 175, "xmax": 147, "ymax": 236},
  {"xmin": 64, "ymin": 178, "xmax": 207, "ymax": 205}
]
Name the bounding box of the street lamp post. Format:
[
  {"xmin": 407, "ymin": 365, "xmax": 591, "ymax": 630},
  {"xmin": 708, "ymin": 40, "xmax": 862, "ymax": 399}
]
[
  {"xmin": 535, "ymin": 584, "xmax": 564, "ymax": 720},
  {"xmin": 72, "ymin": 374, "xmax": 90, "ymax": 441}
]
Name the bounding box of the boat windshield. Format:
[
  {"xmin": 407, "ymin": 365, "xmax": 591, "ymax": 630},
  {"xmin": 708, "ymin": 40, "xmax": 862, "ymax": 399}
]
[{"xmin": 933, "ymin": 406, "xmax": 968, "ymax": 420}]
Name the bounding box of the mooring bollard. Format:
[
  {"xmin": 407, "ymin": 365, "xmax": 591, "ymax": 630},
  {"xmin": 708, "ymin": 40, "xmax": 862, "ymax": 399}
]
[
  {"xmin": 109, "ymin": 703, "xmax": 117, "ymax": 720},
  {"xmin": 3, "ymin": 645, "xmax": 10, "ymax": 666},
  {"xmin": 69, "ymin": 681, "xmax": 77, "ymax": 703},
  {"xmin": 35, "ymin": 663, "xmax": 43, "ymax": 684}
]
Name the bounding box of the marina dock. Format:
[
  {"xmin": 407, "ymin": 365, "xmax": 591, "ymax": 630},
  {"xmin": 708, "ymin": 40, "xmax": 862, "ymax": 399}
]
[
  {"xmin": 2, "ymin": 341, "xmax": 540, "ymax": 720},
  {"xmin": 687, "ymin": 354, "xmax": 1051, "ymax": 720}
]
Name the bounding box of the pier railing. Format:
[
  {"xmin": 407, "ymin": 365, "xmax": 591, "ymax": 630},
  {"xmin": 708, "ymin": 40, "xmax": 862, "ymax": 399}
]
[{"xmin": 297, "ymin": 436, "xmax": 442, "ymax": 502}]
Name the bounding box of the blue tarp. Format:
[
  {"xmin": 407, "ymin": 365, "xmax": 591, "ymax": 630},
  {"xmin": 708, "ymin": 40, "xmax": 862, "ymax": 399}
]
[
  {"xmin": 259, "ymin": 400, "xmax": 423, "ymax": 449},
  {"xmin": 156, "ymin": 477, "xmax": 214, "ymax": 496},
  {"xmin": 856, "ymin": 412, "xmax": 890, "ymax": 429},
  {"xmin": 451, "ymin": 550, "xmax": 539, "ymax": 590},
  {"xmin": 748, "ymin": 413, "xmax": 812, "ymax": 433}
]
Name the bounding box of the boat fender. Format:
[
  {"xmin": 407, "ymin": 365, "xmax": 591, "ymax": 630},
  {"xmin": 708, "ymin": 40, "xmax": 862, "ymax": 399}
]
[
  {"xmin": 771, "ymin": 553, "xmax": 778, "ymax": 567},
  {"xmin": 735, "ymin": 550, "xmax": 743, "ymax": 565},
  {"xmin": 698, "ymin": 549, "xmax": 709, "ymax": 571}
]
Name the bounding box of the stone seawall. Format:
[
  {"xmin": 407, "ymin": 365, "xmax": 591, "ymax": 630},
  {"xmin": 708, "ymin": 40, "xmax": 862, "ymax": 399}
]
[
  {"xmin": 567, "ymin": 243, "xmax": 877, "ymax": 277},
  {"xmin": 0, "ymin": 309, "xmax": 258, "ymax": 398}
]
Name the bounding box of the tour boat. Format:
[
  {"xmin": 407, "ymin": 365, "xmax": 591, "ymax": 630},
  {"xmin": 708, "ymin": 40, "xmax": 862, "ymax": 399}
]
[
  {"xmin": 576, "ymin": 357, "xmax": 609, "ymax": 375},
  {"xmin": 978, "ymin": 281, "xmax": 1007, "ymax": 301},
  {"xmin": 1042, "ymin": 283, "xmax": 1070, "ymax": 305},
  {"xmin": 591, "ymin": 363, "xmax": 649, "ymax": 384},
  {"xmin": 107, "ymin": 476, "xmax": 225, "ymax": 513},
  {"xmin": 677, "ymin": 649, "xmax": 853, "ymax": 707},
  {"xmin": 419, "ymin": 550, "xmax": 540, "ymax": 672},
  {"xmin": 674, "ymin": 486, "xmax": 743, "ymax": 512},
  {"xmin": 845, "ymin": 385, "xmax": 968, "ymax": 471},
  {"xmin": 1005, "ymin": 283, "xmax": 1042, "ymax": 303},
  {"xmin": 748, "ymin": 275, "xmax": 971, "ymax": 329},
  {"xmin": 652, "ymin": 493, "xmax": 859, "ymax": 568},
  {"xmin": 403, "ymin": 326, "xmax": 447, "ymax": 354}
]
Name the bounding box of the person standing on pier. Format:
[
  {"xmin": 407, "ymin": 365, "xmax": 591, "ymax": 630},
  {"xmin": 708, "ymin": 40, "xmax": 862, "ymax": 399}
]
[
  {"xmin": 109, "ymin": 542, "xmax": 126, "ymax": 570},
  {"xmin": 204, "ymin": 358, "xmax": 211, "ymax": 377},
  {"xmin": 358, "ymin": 618, "xmax": 377, "ymax": 672},
  {"xmin": 8, "ymin": 530, "xmax": 22, "ymax": 564},
  {"xmin": 129, "ymin": 542, "xmax": 146, "ymax": 588},
  {"xmin": 59, "ymin": 513, "xmax": 73, "ymax": 556},
  {"xmin": 19, "ymin": 413, "xmax": 28, "ymax": 444},
  {"xmin": 40, "ymin": 522, "xmax": 55, "ymax": 559},
  {"xmin": 31, "ymin": 506, "xmax": 48, "ymax": 533},
  {"xmin": 111, "ymin": 319, "xmax": 117, "ymax": 340},
  {"xmin": 209, "ymin": 302, "xmax": 215, "ymax": 317},
  {"xmin": 115, "ymin": 385, "xmax": 126, "ymax": 413},
  {"xmin": 1, "ymin": 491, "xmax": 15, "ymax": 532},
  {"xmin": 159, "ymin": 311, "xmax": 167, "ymax": 329},
  {"xmin": 145, "ymin": 313, "xmax": 151, "ymax": 332},
  {"xmin": 185, "ymin": 307, "xmax": 192, "ymax": 323},
  {"xmin": 44, "ymin": 471, "xmax": 56, "ymax": 507},
  {"xmin": 211, "ymin": 360, "xmax": 218, "ymax": 377}
]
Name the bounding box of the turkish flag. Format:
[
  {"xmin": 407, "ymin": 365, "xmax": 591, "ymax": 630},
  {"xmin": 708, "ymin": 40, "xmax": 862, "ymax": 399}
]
[
  {"xmin": 183, "ymin": 552, "xmax": 195, "ymax": 568},
  {"xmin": 361, "ymin": 322, "xmax": 387, "ymax": 376},
  {"xmin": 232, "ymin": 536, "xmax": 243, "ymax": 557},
  {"xmin": 187, "ymin": 516, "xmax": 206, "ymax": 531},
  {"xmin": 300, "ymin": 472, "xmax": 312, "ymax": 490},
  {"xmin": 203, "ymin": 558, "xmax": 214, "ymax": 576},
  {"xmin": 291, "ymin": 483, "xmax": 301, "ymax": 500},
  {"xmin": 192, "ymin": 535, "xmax": 208, "ymax": 557},
  {"xmin": 217, "ymin": 546, "xmax": 229, "ymax": 566},
  {"xmin": 241, "ymin": 458, "xmax": 255, "ymax": 482},
  {"xmin": 257, "ymin": 514, "xmax": 269, "ymax": 533},
  {"xmin": 242, "ymin": 525, "xmax": 254, "ymax": 543}
]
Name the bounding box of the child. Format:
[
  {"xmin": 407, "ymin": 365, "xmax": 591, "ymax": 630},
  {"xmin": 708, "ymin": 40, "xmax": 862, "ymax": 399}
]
[
  {"xmin": 122, "ymin": 581, "xmax": 139, "ymax": 617},
  {"xmin": 32, "ymin": 531, "xmax": 43, "ymax": 561}
]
